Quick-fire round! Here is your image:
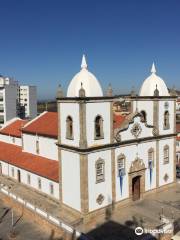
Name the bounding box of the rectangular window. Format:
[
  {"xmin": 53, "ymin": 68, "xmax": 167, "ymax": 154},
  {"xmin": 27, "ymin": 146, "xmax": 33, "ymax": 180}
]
[
  {"xmin": 96, "ymin": 160, "xmax": 105, "ymax": 183},
  {"xmin": 36, "ymin": 140, "xmax": 39, "ymax": 154},
  {"xmin": 117, "ymin": 157, "xmax": 125, "ymax": 176},
  {"xmin": 11, "ymin": 167, "xmax": 14, "ymax": 177},
  {"xmin": 38, "ymin": 178, "xmax": 41, "ymax": 190},
  {"xmin": 164, "ymin": 147, "xmax": 169, "ymax": 164},
  {"xmin": 27, "ymin": 174, "xmax": 31, "ymax": 185},
  {"xmin": 118, "ymin": 159, "xmax": 124, "ymax": 170},
  {"xmin": 49, "ymin": 183, "xmax": 54, "ymax": 195}
]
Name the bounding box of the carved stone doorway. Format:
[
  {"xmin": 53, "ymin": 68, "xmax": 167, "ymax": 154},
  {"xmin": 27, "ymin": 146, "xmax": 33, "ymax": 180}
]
[{"xmin": 129, "ymin": 157, "xmax": 146, "ymax": 201}]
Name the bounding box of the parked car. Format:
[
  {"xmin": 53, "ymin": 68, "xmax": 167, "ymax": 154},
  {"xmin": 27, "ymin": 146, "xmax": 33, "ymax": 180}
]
[{"xmin": 176, "ymin": 165, "xmax": 180, "ymax": 178}]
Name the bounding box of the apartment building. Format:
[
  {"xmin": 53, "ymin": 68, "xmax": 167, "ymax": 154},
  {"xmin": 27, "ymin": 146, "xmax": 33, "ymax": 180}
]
[
  {"xmin": 0, "ymin": 75, "xmax": 37, "ymax": 127},
  {"xmin": 0, "ymin": 76, "xmax": 18, "ymax": 127},
  {"xmin": 18, "ymin": 85, "xmax": 37, "ymax": 119}
]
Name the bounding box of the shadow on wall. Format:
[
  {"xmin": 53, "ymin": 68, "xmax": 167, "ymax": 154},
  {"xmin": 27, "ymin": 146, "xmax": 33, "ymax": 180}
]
[{"xmin": 78, "ymin": 220, "xmax": 156, "ymax": 240}]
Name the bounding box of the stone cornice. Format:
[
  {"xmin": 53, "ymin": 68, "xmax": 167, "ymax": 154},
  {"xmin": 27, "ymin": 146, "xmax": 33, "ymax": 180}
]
[
  {"xmin": 56, "ymin": 95, "xmax": 177, "ymax": 103},
  {"xmin": 56, "ymin": 133, "xmax": 177, "ymax": 154}
]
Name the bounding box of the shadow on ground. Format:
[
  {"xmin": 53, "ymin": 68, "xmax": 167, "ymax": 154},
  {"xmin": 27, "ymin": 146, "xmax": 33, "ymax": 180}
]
[{"xmin": 78, "ymin": 220, "xmax": 156, "ymax": 240}]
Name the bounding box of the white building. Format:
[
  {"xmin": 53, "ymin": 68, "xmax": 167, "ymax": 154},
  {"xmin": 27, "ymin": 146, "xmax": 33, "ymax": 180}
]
[
  {"xmin": 0, "ymin": 56, "xmax": 177, "ymax": 231},
  {"xmin": 0, "ymin": 76, "xmax": 18, "ymax": 127},
  {"xmin": 18, "ymin": 85, "xmax": 37, "ymax": 119}
]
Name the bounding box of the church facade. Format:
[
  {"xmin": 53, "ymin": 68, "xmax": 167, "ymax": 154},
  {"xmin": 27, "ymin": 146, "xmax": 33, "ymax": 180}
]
[
  {"xmin": 57, "ymin": 56, "xmax": 176, "ymax": 218},
  {"xmin": 0, "ymin": 56, "xmax": 177, "ymax": 230}
]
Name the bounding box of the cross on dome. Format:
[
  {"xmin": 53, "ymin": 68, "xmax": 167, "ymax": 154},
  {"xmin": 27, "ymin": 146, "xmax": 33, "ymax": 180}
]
[
  {"xmin": 81, "ymin": 54, "xmax": 88, "ymax": 69},
  {"xmin": 151, "ymin": 62, "xmax": 156, "ymax": 74}
]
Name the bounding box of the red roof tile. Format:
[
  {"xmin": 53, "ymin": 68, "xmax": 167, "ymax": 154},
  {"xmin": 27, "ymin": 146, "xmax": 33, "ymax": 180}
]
[
  {"xmin": 0, "ymin": 141, "xmax": 59, "ymax": 182},
  {"xmin": 177, "ymin": 136, "xmax": 180, "ymax": 141},
  {"xmin": 0, "ymin": 119, "xmax": 28, "ymax": 138},
  {"xmin": 113, "ymin": 114, "xmax": 126, "ymax": 129},
  {"xmin": 22, "ymin": 112, "xmax": 58, "ymax": 138},
  {"xmin": 177, "ymin": 123, "xmax": 180, "ymax": 134}
]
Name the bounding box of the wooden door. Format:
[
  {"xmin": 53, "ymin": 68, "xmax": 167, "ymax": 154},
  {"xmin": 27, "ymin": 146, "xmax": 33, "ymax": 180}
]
[{"xmin": 132, "ymin": 176, "xmax": 140, "ymax": 201}]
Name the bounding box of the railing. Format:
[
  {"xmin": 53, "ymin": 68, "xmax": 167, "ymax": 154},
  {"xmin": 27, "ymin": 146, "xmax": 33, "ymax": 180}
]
[{"xmin": 0, "ymin": 183, "xmax": 81, "ymax": 237}]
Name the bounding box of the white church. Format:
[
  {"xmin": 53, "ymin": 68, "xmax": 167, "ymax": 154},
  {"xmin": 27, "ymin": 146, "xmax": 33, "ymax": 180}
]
[{"xmin": 0, "ymin": 56, "xmax": 177, "ymax": 228}]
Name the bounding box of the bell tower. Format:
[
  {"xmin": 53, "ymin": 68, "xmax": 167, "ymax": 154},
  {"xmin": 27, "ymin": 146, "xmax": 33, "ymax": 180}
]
[{"xmin": 57, "ymin": 56, "xmax": 113, "ymax": 217}]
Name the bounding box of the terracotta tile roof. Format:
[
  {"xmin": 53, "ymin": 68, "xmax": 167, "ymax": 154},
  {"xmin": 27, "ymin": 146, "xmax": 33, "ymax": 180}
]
[
  {"xmin": 177, "ymin": 123, "xmax": 180, "ymax": 134},
  {"xmin": 113, "ymin": 114, "xmax": 126, "ymax": 129},
  {"xmin": 22, "ymin": 112, "xmax": 58, "ymax": 138},
  {"xmin": 0, "ymin": 119, "xmax": 28, "ymax": 138},
  {"xmin": 0, "ymin": 141, "xmax": 59, "ymax": 182}
]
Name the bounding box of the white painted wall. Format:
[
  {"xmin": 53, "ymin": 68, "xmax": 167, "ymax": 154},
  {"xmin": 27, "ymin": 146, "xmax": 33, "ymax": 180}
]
[
  {"xmin": 0, "ymin": 161, "xmax": 59, "ymax": 199},
  {"xmin": 0, "ymin": 134, "xmax": 22, "ymax": 146},
  {"xmin": 119, "ymin": 116, "xmax": 154, "ymax": 142},
  {"xmin": 61, "ymin": 150, "xmax": 81, "ymax": 211},
  {"xmin": 115, "ymin": 141, "xmax": 156, "ymax": 202},
  {"xmin": 134, "ymin": 100, "xmax": 154, "ymax": 125},
  {"xmin": 88, "ymin": 150, "xmax": 112, "ymax": 212},
  {"xmin": 23, "ymin": 133, "xmax": 58, "ymax": 160},
  {"xmin": 86, "ymin": 102, "xmax": 111, "ymax": 146},
  {"xmin": 59, "ymin": 103, "xmax": 80, "ymax": 147}
]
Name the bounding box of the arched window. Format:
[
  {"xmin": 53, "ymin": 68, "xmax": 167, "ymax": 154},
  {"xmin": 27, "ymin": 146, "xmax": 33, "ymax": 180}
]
[
  {"xmin": 141, "ymin": 111, "xmax": 147, "ymax": 122},
  {"xmin": 66, "ymin": 116, "xmax": 73, "ymax": 139},
  {"xmin": 95, "ymin": 158, "xmax": 105, "ymax": 183},
  {"xmin": 163, "ymin": 145, "xmax": 169, "ymax": 164},
  {"xmin": 148, "ymin": 148, "xmax": 154, "ymax": 168},
  {"xmin": 117, "ymin": 154, "xmax": 126, "ymax": 176},
  {"xmin": 94, "ymin": 115, "xmax": 104, "ymax": 139},
  {"xmin": 164, "ymin": 111, "xmax": 170, "ymax": 129}
]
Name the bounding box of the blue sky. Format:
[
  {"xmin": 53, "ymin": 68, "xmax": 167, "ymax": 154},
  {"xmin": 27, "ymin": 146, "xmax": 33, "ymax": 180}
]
[{"xmin": 0, "ymin": 0, "xmax": 180, "ymax": 99}]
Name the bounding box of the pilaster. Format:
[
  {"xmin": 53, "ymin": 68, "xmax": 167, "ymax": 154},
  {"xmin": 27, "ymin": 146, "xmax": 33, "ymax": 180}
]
[
  {"xmin": 153, "ymin": 99, "xmax": 159, "ymax": 134},
  {"xmin": 156, "ymin": 140, "xmax": 159, "ymax": 188},
  {"xmin": 79, "ymin": 101, "xmax": 87, "ymax": 148},
  {"xmin": 173, "ymin": 98, "xmax": 177, "ymax": 182},
  {"xmin": 80, "ymin": 154, "xmax": 89, "ymax": 214},
  {"xmin": 57, "ymin": 100, "xmax": 62, "ymax": 206}
]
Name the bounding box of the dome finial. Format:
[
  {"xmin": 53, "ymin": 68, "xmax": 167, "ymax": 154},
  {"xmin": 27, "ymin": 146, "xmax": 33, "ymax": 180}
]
[
  {"xmin": 151, "ymin": 62, "xmax": 156, "ymax": 74},
  {"xmin": 81, "ymin": 54, "xmax": 88, "ymax": 69},
  {"xmin": 79, "ymin": 82, "xmax": 86, "ymax": 97}
]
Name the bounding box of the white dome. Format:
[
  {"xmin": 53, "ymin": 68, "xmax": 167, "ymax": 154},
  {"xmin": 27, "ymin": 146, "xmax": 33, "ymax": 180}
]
[
  {"xmin": 139, "ymin": 63, "xmax": 170, "ymax": 96},
  {"xmin": 67, "ymin": 55, "xmax": 103, "ymax": 97}
]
